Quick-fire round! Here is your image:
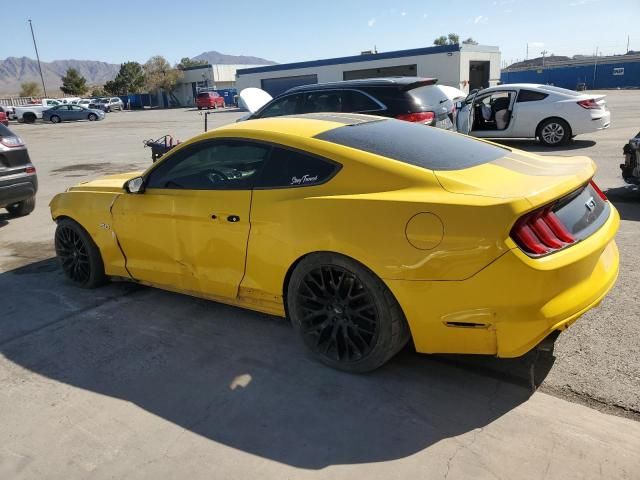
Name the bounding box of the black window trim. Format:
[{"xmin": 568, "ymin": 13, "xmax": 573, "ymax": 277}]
[
  {"xmin": 142, "ymin": 137, "xmax": 342, "ymax": 191},
  {"xmin": 516, "ymin": 88, "xmax": 549, "ymax": 103}
]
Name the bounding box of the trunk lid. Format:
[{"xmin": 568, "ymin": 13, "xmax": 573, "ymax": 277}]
[{"xmin": 434, "ymin": 149, "xmax": 596, "ymax": 206}]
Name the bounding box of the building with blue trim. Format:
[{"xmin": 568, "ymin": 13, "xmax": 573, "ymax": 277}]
[
  {"xmin": 236, "ymin": 44, "xmax": 501, "ymax": 97},
  {"xmin": 501, "ymin": 54, "xmax": 640, "ymax": 90}
]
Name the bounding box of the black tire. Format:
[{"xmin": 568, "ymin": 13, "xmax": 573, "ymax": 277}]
[
  {"xmin": 23, "ymin": 113, "xmax": 36, "ymax": 124},
  {"xmin": 287, "ymin": 252, "xmax": 410, "ymax": 373},
  {"xmin": 197, "ymin": 106, "xmax": 202, "ymax": 110},
  {"xmin": 538, "ymin": 118, "xmax": 571, "ymax": 146},
  {"xmin": 6, "ymin": 196, "xmax": 35, "ymax": 217},
  {"xmin": 50, "ymin": 115, "xmax": 61, "ymax": 124},
  {"xmin": 88, "ymin": 113, "xmax": 98, "ymax": 121},
  {"xmin": 54, "ymin": 218, "xmax": 106, "ymax": 288}
]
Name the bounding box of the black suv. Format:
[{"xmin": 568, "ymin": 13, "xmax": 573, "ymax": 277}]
[
  {"xmin": 0, "ymin": 124, "xmax": 38, "ymax": 217},
  {"xmin": 243, "ymin": 77, "xmax": 455, "ymax": 129}
]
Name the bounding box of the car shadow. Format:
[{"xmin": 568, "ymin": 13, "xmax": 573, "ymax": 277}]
[
  {"xmin": 0, "ymin": 258, "xmax": 553, "ymax": 469},
  {"xmin": 496, "ymin": 139, "xmax": 597, "ymax": 152}
]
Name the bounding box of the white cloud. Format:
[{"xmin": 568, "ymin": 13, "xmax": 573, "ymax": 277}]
[
  {"xmin": 423, "ymin": 13, "xmax": 428, "ymax": 18},
  {"xmin": 401, "ymin": 11, "xmax": 407, "ymax": 16},
  {"xmin": 474, "ymin": 15, "xmax": 488, "ymax": 24},
  {"xmin": 367, "ymin": 18, "xmax": 377, "ymax": 27},
  {"xmin": 528, "ymin": 41, "xmax": 545, "ymax": 48},
  {"xmin": 569, "ymin": 0, "xmax": 598, "ymax": 5}
]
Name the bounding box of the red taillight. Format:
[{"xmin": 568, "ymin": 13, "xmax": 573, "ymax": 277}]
[
  {"xmin": 589, "ymin": 179, "xmax": 607, "ymax": 201},
  {"xmin": 577, "ymin": 98, "xmax": 600, "ymax": 109},
  {"xmin": 511, "ymin": 206, "xmax": 575, "ymax": 256},
  {"xmin": 396, "ymin": 111, "xmax": 435, "ymax": 124},
  {"xmin": 25, "ymin": 166, "xmax": 36, "ymax": 174}
]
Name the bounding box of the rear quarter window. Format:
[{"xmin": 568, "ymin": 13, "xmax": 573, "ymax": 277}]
[
  {"xmin": 517, "ymin": 89, "xmax": 549, "ymax": 102},
  {"xmin": 256, "ymin": 147, "xmax": 340, "ymax": 188},
  {"xmin": 314, "ymin": 118, "xmax": 507, "ymax": 171}
]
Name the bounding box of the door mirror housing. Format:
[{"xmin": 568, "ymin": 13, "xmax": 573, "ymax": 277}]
[
  {"xmin": 125, "ymin": 176, "xmax": 145, "ymax": 194},
  {"xmin": 455, "ymin": 100, "xmax": 464, "ymax": 110}
]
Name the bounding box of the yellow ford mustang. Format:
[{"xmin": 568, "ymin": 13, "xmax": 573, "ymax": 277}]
[{"xmin": 50, "ymin": 113, "xmax": 619, "ymax": 372}]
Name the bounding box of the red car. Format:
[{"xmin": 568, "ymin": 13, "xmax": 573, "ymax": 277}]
[
  {"xmin": 0, "ymin": 107, "xmax": 8, "ymax": 126},
  {"xmin": 196, "ymin": 91, "xmax": 225, "ymax": 110}
]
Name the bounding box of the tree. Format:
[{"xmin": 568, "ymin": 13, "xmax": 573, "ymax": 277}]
[
  {"xmin": 104, "ymin": 61, "xmax": 145, "ymax": 95},
  {"xmin": 60, "ymin": 68, "xmax": 88, "ymax": 96},
  {"xmin": 176, "ymin": 57, "xmax": 207, "ymax": 69},
  {"xmin": 447, "ymin": 33, "xmax": 460, "ymax": 45},
  {"xmin": 143, "ymin": 56, "xmax": 183, "ymax": 92},
  {"xmin": 462, "ymin": 37, "xmax": 478, "ymax": 45},
  {"xmin": 90, "ymin": 87, "xmax": 106, "ymax": 97},
  {"xmin": 434, "ymin": 36, "xmax": 448, "ymax": 46},
  {"xmin": 20, "ymin": 81, "xmax": 41, "ymax": 97}
]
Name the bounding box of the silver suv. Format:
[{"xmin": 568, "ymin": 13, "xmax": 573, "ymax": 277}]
[{"xmin": 97, "ymin": 97, "xmax": 125, "ymax": 112}]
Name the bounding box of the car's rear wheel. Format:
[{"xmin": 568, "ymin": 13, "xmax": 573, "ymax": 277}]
[
  {"xmin": 88, "ymin": 113, "xmax": 98, "ymax": 121},
  {"xmin": 50, "ymin": 115, "xmax": 61, "ymax": 124},
  {"xmin": 287, "ymin": 253, "xmax": 410, "ymax": 372},
  {"xmin": 538, "ymin": 118, "xmax": 571, "ymax": 146},
  {"xmin": 54, "ymin": 218, "xmax": 106, "ymax": 288},
  {"xmin": 6, "ymin": 196, "xmax": 35, "ymax": 217},
  {"xmin": 22, "ymin": 113, "xmax": 36, "ymax": 124}
]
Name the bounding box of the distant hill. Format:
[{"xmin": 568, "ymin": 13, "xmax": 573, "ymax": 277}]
[
  {"xmin": 0, "ymin": 51, "xmax": 277, "ymax": 96},
  {"xmin": 0, "ymin": 57, "xmax": 120, "ymax": 95},
  {"xmin": 191, "ymin": 50, "xmax": 277, "ymax": 65}
]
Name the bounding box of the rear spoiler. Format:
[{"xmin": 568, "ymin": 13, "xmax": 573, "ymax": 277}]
[{"xmin": 400, "ymin": 78, "xmax": 438, "ymax": 91}]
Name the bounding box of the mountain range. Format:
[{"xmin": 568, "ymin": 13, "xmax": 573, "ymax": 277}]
[{"xmin": 0, "ymin": 51, "xmax": 276, "ymax": 96}]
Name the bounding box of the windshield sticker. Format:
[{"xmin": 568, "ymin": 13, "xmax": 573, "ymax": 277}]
[{"xmin": 291, "ymin": 174, "xmax": 319, "ymax": 185}]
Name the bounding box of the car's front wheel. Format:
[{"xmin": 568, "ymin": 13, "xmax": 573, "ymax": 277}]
[
  {"xmin": 54, "ymin": 218, "xmax": 106, "ymax": 288},
  {"xmin": 50, "ymin": 115, "xmax": 61, "ymax": 124},
  {"xmin": 6, "ymin": 196, "xmax": 35, "ymax": 217},
  {"xmin": 287, "ymin": 253, "xmax": 410, "ymax": 372},
  {"xmin": 538, "ymin": 118, "xmax": 571, "ymax": 146},
  {"xmin": 88, "ymin": 113, "xmax": 98, "ymax": 121}
]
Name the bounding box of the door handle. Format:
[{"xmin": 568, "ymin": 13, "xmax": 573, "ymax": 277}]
[{"xmin": 227, "ymin": 215, "xmax": 240, "ymax": 223}]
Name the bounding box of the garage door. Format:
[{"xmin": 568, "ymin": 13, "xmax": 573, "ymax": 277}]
[{"xmin": 261, "ymin": 75, "xmax": 318, "ymax": 97}]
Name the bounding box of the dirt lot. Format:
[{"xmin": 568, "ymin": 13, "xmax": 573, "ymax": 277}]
[{"xmin": 1, "ymin": 94, "xmax": 639, "ymax": 478}]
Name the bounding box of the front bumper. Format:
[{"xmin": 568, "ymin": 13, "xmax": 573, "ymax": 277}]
[{"xmin": 386, "ymin": 206, "xmax": 620, "ymax": 358}]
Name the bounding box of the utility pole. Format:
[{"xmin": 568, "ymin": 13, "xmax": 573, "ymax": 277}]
[
  {"xmin": 28, "ymin": 19, "xmax": 47, "ymax": 97},
  {"xmin": 627, "ymin": 35, "xmax": 630, "ymax": 53},
  {"xmin": 526, "ymin": 43, "xmax": 529, "ymax": 60},
  {"xmin": 541, "ymin": 50, "xmax": 548, "ymax": 68},
  {"xmin": 592, "ymin": 46, "xmax": 599, "ymax": 89}
]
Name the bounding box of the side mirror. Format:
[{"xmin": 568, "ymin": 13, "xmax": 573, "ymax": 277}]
[
  {"xmin": 455, "ymin": 101, "xmax": 464, "ymax": 110},
  {"xmin": 125, "ymin": 176, "xmax": 145, "ymax": 194}
]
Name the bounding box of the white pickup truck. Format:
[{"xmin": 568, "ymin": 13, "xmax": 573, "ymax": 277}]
[{"xmin": 15, "ymin": 99, "xmax": 63, "ymax": 123}]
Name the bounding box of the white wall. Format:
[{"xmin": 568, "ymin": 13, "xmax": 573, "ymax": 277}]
[
  {"xmin": 236, "ymin": 52, "xmax": 462, "ymax": 92},
  {"xmin": 459, "ymin": 45, "xmax": 502, "ymax": 92}
]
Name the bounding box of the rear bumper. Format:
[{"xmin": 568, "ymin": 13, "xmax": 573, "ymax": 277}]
[
  {"xmin": 574, "ymin": 110, "xmax": 611, "ymax": 135},
  {"xmin": 0, "ymin": 174, "xmax": 38, "ymax": 207},
  {"xmin": 386, "ymin": 206, "xmax": 620, "ymax": 358}
]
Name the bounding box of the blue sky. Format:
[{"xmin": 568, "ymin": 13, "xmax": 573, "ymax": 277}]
[{"xmin": 3, "ymin": 0, "xmax": 637, "ymax": 67}]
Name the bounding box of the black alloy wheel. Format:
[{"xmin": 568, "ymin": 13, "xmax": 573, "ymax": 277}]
[
  {"xmin": 54, "ymin": 219, "xmax": 106, "ymax": 288},
  {"xmin": 55, "ymin": 224, "xmax": 91, "ymax": 284},
  {"xmin": 296, "ymin": 265, "xmax": 380, "ymax": 362}
]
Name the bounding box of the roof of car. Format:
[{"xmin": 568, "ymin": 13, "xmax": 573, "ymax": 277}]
[{"xmin": 283, "ymin": 77, "xmax": 438, "ymax": 94}]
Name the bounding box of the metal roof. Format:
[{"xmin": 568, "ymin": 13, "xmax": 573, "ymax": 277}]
[
  {"xmin": 284, "ymin": 77, "xmax": 438, "ymax": 93},
  {"xmin": 236, "ymin": 44, "xmax": 460, "ymax": 76}
]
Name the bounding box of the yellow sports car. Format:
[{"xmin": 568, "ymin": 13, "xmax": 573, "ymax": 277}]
[{"xmin": 50, "ymin": 113, "xmax": 619, "ymax": 372}]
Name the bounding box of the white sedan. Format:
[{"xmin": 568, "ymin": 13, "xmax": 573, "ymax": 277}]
[{"xmin": 455, "ymin": 83, "xmax": 611, "ymax": 146}]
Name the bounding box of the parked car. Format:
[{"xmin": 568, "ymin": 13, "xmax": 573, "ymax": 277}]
[
  {"xmin": 76, "ymin": 99, "xmax": 100, "ymax": 110},
  {"xmin": 49, "ymin": 113, "xmax": 618, "ymax": 372},
  {"xmin": 196, "ymin": 91, "xmax": 225, "ymax": 110},
  {"xmin": 0, "ymin": 123, "xmax": 37, "ymax": 217},
  {"xmin": 621, "ymin": 131, "xmax": 640, "ymax": 185},
  {"xmin": 0, "ymin": 106, "xmax": 8, "ymax": 126},
  {"xmin": 239, "ymin": 77, "xmax": 456, "ymax": 130},
  {"xmin": 96, "ymin": 97, "xmax": 124, "ymax": 112},
  {"xmin": 43, "ymin": 105, "xmax": 105, "ymax": 123},
  {"xmin": 15, "ymin": 98, "xmax": 63, "ymax": 123},
  {"xmin": 0, "ymin": 105, "xmax": 16, "ymax": 121},
  {"xmin": 455, "ymin": 83, "xmax": 611, "ymax": 146},
  {"xmin": 439, "ymin": 85, "xmax": 468, "ymax": 102}
]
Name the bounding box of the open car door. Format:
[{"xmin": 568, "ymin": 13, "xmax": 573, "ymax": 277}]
[{"xmin": 455, "ymin": 91, "xmax": 477, "ymax": 135}]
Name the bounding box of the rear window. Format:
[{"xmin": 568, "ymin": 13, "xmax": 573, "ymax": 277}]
[
  {"xmin": 197, "ymin": 93, "xmax": 210, "ymax": 98},
  {"xmin": 0, "ymin": 124, "xmax": 14, "ymax": 137},
  {"xmin": 314, "ymin": 119, "xmax": 507, "ymax": 171},
  {"xmin": 409, "ymin": 85, "xmax": 449, "ymax": 108}
]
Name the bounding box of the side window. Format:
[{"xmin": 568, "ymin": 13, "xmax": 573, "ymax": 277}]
[
  {"xmin": 517, "ymin": 90, "xmax": 549, "ymax": 103},
  {"xmin": 348, "ymin": 91, "xmax": 381, "ymax": 112},
  {"xmin": 301, "ymin": 91, "xmax": 348, "ymax": 113},
  {"xmin": 71, "ymin": 105, "xmax": 83, "ymax": 111},
  {"xmin": 146, "ymin": 140, "xmax": 270, "ymax": 190},
  {"xmin": 257, "ymin": 147, "xmax": 340, "ymax": 188},
  {"xmin": 258, "ymin": 95, "xmax": 301, "ymax": 118}
]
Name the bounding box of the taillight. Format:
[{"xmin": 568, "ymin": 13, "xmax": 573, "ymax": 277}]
[
  {"xmin": 511, "ymin": 206, "xmax": 575, "ymax": 256},
  {"xmin": 0, "ymin": 135, "xmax": 24, "ymax": 148},
  {"xmin": 396, "ymin": 111, "xmax": 435, "ymax": 124},
  {"xmin": 589, "ymin": 179, "xmax": 607, "ymax": 201},
  {"xmin": 577, "ymin": 99, "xmax": 600, "ymax": 109},
  {"xmin": 25, "ymin": 166, "xmax": 36, "ymax": 174}
]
